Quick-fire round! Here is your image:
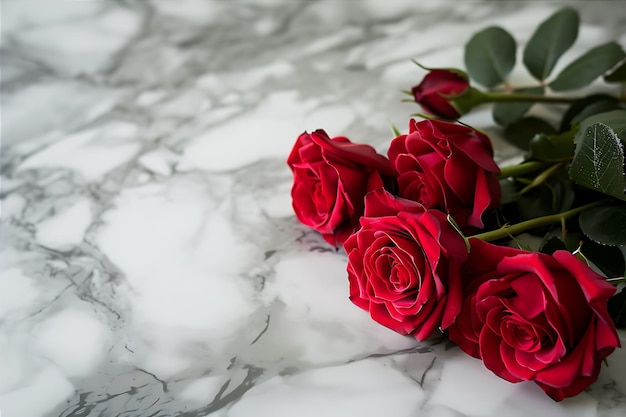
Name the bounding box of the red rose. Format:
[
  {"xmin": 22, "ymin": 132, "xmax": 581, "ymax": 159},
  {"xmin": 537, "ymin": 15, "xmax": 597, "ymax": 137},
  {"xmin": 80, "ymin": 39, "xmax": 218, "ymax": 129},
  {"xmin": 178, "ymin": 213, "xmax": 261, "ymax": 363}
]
[
  {"xmin": 287, "ymin": 130, "xmax": 393, "ymax": 246},
  {"xmin": 388, "ymin": 119, "xmax": 500, "ymax": 231},
  {"xmin": 411, "ymin": 69, "xmax": 469, "ymax": 119},
  {"xmin": 448, "ymin": 238, "xmax": 620, "ymax": 401},
  {"xmin": 344, "ymin": 189, "xmax": 469, "ymax": 341}
]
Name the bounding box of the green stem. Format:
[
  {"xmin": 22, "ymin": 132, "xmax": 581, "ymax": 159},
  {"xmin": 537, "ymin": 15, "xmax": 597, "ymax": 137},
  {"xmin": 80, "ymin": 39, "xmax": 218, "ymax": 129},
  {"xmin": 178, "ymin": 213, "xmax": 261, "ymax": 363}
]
[
  {"xmin": 484, "ymin": 92, "xmax": 579, "ymax": 103},
  {"xmin": 470, "ymin": 200, "xmax": 610, "ymax": 242},
  {"xmin": 483, "ymin": 92, "xmax": 582, "ymax": 104},
  {"xmin": 520, "ymin": 162, "xmax": 566, "ymax": 194},
  {"xmin": 498, "ymin": 161, "xmax": 550, "ymax": 179}
]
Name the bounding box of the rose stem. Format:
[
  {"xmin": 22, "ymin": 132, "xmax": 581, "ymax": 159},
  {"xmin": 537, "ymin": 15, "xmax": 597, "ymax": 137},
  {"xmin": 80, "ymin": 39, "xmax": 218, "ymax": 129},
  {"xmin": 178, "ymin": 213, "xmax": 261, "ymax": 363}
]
[
  {"xmin": 498, "ymin": 161, "xmax": 551, "ymax": 179},
  {"xmin": 519, "ymin": 162, "xmax": 566, "ymax": 194},
  {"xmin": 483, "ymin": 92, "xmax": 626, "ymax": 103},
  {"xmin": 470, "ymin": 199, "xmax": 611, "ymax": 242}
]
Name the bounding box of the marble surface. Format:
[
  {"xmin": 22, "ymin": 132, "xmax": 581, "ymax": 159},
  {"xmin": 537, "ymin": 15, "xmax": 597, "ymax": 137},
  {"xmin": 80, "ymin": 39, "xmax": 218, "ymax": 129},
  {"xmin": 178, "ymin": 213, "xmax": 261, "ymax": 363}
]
[{"xmin": 2, "ymin": 1, "xmax": 626, "ymax": 416}]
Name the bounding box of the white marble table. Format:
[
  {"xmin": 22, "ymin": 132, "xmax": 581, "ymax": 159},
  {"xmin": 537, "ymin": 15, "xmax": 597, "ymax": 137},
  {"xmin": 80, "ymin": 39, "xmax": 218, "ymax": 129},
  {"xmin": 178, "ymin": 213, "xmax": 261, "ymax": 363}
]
[{"xmin": 2, "ymin": 1, "xmax": 626, "ymax": 416}]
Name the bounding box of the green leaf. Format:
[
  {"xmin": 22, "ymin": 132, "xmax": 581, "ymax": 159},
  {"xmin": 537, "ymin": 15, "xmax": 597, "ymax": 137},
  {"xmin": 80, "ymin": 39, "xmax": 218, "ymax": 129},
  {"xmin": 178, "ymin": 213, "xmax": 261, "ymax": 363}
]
[
  {"xmin": 530, "ymin": 129, "xmax": 576, "ymax": 162},
  {"xmin": 569, "ymin": 122, "xmax": 626, "ymax": 200},
  {"xmin": 549, "ymin": 42, "xmax": 626, "ymax": 91},
  {"xmin": 607, "ymin": 288, "xmax": 626, "ymax": 329},
  {"xmin": 503, "ymin": 116, "xmax": 555, "ymax": 151},
  {"xmin": 579, "ymin": 205, "xmax": 626, "ymax": 246},
  {"xmin": 570, "ymin": 100, "xmax": 623, "ymax": 127},
  {"xmin": 580, "ymin": 236, "xmax": 626, "ymax": 277},
  {"xmin": 523, "ymin": 7, "xmax": 579, "ymax": 81},
  {"xmin": 514, "ymin": 172, "xmax": 575, "ymax": 221},
  {"xmin": 499, "ymin": 178, "xmax": 520, "ymax": 205},
  {"xmin": 578, "ymin": 110, "xmax": 626, "ymax": 141},
  {"xmin": 539, "ymin": 236, "xmax": 568, "ymax": 254},
  {"xmin": 492, "ymin": 86, "xmax": 544, "ymax": 126},
  {"xmin": 604, "ymin": 58, "xmax": 626, "ymax": 82},
  {"xmin": 560, "ymin": 94, "xmax": 620, "ymax": 132},
  {"xmin": 464, "ymin": 27, "xmax": 517, "ymax": 88}
]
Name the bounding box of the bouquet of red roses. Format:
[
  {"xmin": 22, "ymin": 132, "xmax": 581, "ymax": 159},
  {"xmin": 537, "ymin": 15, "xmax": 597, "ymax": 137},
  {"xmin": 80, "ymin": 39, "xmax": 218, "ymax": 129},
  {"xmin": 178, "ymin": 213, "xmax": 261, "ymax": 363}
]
[{"xmin": 287, "ymin": 7, "xmax": 626, "ymax": 401}]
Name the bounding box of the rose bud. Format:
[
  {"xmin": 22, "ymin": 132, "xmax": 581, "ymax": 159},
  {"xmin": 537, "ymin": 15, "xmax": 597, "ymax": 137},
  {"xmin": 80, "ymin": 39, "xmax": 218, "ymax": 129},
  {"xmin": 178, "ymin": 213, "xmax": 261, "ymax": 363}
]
[
  {"xmin": 411, "ymin": 69, "xmax": 470, "ymax": 119},
  {"xmin": 344, "ymin": 188, "xmax": 469, "ymax": 341},
  {"xmin": 447, "ymin": 238, "xmax": 620, "ymax": 401},
  {"xmin": 287, "ymin": 130, "xmax": 393, "ymax": 247},
  {"xmin": 388, "ymin": 119, "xmax": 501, "ymax": 232}
]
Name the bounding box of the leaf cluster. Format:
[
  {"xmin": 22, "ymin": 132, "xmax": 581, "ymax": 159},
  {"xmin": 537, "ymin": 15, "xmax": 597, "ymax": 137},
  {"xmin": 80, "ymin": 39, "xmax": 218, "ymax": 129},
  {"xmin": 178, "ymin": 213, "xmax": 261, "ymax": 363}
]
[
  {"xmin": 464, "ymin": 7, "xmax": 625, "ymax": 128},
  {"xmin": 462, "ymin": 8, "xmax": 626, "ymax": 327}
]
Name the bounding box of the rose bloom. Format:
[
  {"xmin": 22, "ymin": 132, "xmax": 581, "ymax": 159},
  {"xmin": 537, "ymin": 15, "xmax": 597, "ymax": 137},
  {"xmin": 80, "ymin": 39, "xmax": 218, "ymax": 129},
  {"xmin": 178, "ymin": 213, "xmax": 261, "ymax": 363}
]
[
  {"xmin": 287, "ymin": 129, "xmax": 393, "ymax": 246},
  {"xmin": 344, "ymin": 188, "xmax": 469, "ymax": 341},
  {"xmin": 411, "ymin": 69, "xmax": 469, "ymax": 119},
  {"xmin": 448, "ymin": 238, "xmax": 620, "ymax": 401},
  {"xmin": 388, "ymin": 119, "xmax": 500, "ymax": 231}
]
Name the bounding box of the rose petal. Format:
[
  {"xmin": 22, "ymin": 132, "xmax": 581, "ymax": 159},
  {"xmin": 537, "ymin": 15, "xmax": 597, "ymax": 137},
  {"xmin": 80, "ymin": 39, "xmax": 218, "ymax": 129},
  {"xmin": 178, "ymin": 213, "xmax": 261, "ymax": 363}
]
[
  {"xmin": 480, "ymin": 328, "xmax": 523, "ymax": 383},
  {"xmin": 505, "ymin": 273, "xmax": 546, "ymax": 319},
  {"xmin": 310, "ymin": 130, "xmax": 393, "ymax": 176},
  {"xmin": 501, "ymin": 342, "xmax": 536, "ymax": 381},
  {"xmin": 363, "ymin": 188, "xmax": 425, "ymax": 218}
]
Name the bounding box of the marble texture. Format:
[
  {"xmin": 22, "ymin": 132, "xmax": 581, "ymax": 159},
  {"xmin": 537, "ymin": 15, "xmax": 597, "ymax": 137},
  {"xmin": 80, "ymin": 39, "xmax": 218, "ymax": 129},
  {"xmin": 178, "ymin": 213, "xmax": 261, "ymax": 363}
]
[{"xmin": 2, "ymin": 1, "xmax": 626, "ymax": 416}]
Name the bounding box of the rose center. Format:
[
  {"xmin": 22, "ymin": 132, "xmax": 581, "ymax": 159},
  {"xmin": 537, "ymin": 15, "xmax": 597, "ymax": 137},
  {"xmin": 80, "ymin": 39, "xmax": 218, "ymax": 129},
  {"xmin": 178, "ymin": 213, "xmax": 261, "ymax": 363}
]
[
  {"xmin": 389, "ymin": 260, "xmax": 412, "ymax": 291},
  {"xmin": 312, "ymin": 181, "xmax": 328, "ymax": 212},
  {"xmin": 310, "ymin": 163, "xmax": 338, "ymax": 217},
  {"xmin": 376, "ymin": 243, "xmax": 421, "ymax": 294},
  {"xmin": 501, "ymin": 315, "xmax": 546, "ymax": 352},
  {"xmin": 398, "ymin": 171, "xmax": 432, "ymax": 207},
  {"xmin": 415, "ymin": 176, "xmax": 431, "ymax": 207}
]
